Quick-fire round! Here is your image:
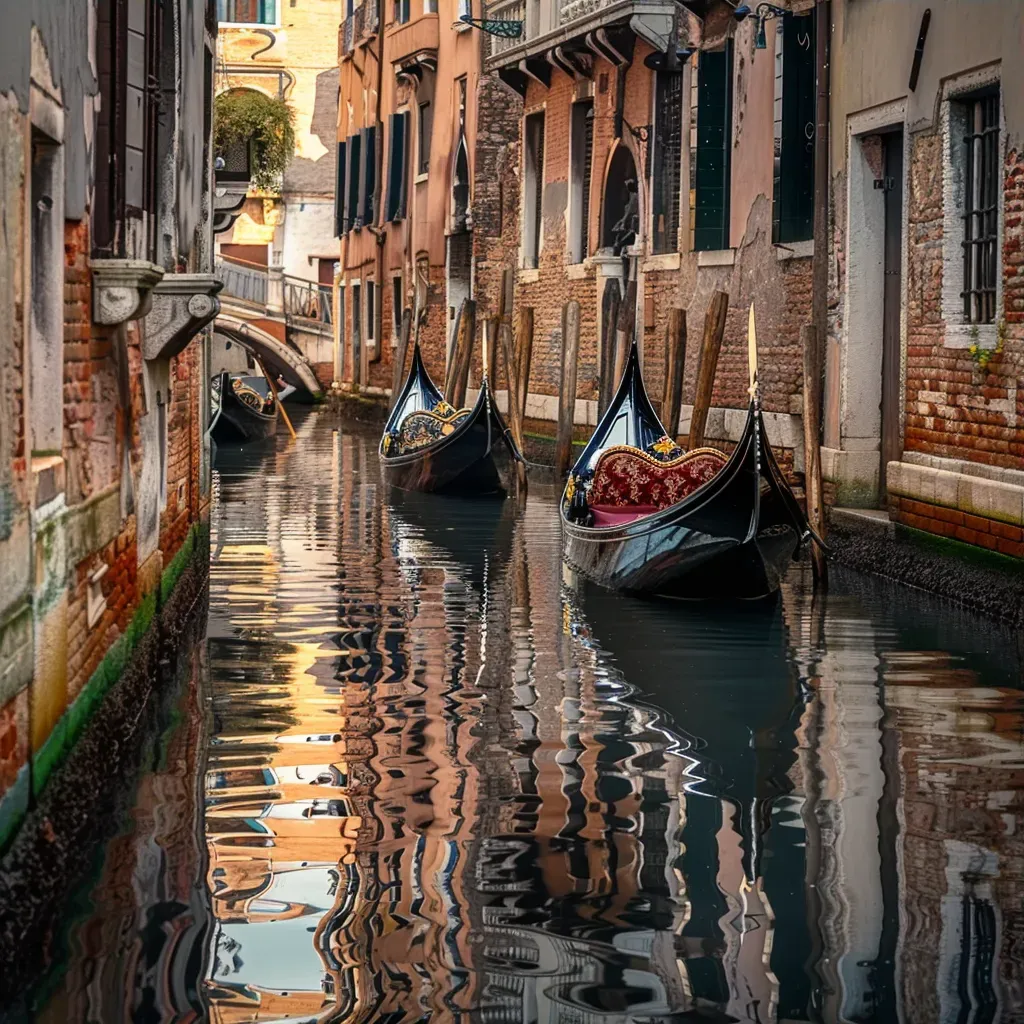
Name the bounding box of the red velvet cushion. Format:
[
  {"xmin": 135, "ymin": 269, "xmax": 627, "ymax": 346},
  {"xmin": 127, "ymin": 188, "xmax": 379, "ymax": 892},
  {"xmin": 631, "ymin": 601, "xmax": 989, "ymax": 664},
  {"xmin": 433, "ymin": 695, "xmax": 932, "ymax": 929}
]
[
  {"xmin": 589, "ymin": 504, "xmax": 659, "ymax": 527},
  {"xmin": 589, "ymin": 448, "xmax": 727, "ymax": 509}
]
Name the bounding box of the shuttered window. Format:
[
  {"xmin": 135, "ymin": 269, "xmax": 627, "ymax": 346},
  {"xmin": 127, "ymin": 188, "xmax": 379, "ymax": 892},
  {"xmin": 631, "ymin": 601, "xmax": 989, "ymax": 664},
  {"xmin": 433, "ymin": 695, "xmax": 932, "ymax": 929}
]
[
  {"xmin": 345, "ymin": 133, "xmax": 361, "ymax": 232},
  {"xmin": 524, "ymin": 111, "xmax": 545, "ymax": 269},
  {"xmin": 692, "ymin": 44, "xmax": 733, "ymax": 252},
  {"xmin": 359, "ymin": 126, "xmax": 377, "ymax": 226},
  {"xmin": 653, "ymin": 70, "xmax": 683, "ymax": 254},
  {"xmin": 773, "ymin": 12, "xmax": 815, "ymax": 244},
  {"xmin": 334, "ymin": 139, "xmax": 347, "ymax": 236},
  {"xmin": 385, "ymin": 112, "xmax": 409, "ymax": 221}
]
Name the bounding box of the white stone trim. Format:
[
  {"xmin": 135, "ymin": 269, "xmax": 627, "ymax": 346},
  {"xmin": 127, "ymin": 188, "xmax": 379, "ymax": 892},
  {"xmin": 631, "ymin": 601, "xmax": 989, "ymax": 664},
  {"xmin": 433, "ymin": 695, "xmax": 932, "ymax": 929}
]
[
  {"xmin": 887, "ymin": 455, "xmax": 1024, "ymax": 527},
  {"xmin": 565, "ymin": 262, "xmax": 591, "ymax": 280},
  {"xmin": 518, "ymin": 268, "xmax": 540, "ymax": 284},
  {"xmin": 642, "ymin": 252, "xmax": 681, "ymax": 272},
  {"xmin": 940, "ymin": 63, "xmax": 1003, "ymax": 350},
  {"xmin": 697, "ymin": 248, "xmax": 735, "ymax": 267}
]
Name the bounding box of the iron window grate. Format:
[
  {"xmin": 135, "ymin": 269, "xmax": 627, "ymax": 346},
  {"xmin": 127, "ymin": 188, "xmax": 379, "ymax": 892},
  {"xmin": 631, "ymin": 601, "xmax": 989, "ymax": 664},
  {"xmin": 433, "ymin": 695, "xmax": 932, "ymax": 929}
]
[{"xmin": 961, "ymin": 91, "xmax": 1000, "ymax": 325}]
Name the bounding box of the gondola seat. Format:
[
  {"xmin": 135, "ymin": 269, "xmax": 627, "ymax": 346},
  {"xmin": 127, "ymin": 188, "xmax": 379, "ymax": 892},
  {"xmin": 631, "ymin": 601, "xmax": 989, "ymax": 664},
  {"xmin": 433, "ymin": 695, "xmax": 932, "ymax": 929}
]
[
  {"xmin": 392, "ymin": 402, "xmax": 472, "ymax": 455},
  {"xmin": 588, "ymin": 445, "xmax": 727, "ymax": 515}
]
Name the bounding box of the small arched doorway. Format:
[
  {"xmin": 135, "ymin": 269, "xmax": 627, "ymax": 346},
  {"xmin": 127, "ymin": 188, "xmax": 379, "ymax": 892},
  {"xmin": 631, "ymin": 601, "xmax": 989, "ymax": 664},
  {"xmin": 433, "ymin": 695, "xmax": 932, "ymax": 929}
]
[{"xmin": 601, "ymin": 144, "xmax": 639, "ymax": 252}]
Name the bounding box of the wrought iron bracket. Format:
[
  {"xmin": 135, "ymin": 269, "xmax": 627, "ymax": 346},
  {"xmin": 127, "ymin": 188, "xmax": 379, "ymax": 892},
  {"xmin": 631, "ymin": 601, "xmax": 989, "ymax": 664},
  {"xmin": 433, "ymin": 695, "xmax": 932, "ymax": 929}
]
[{"xmin": 459, "ymin": 13, "xmax": 523, "ymax": 38}]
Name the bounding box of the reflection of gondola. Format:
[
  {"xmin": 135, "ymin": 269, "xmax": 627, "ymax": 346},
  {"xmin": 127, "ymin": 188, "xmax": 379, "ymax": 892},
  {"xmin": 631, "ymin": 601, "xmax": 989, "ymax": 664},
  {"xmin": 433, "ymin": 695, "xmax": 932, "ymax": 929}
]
[
  {"xmin": 561, "ymin": 323, "xmax": 808, "ymax": 599},
  {"xmin": 210, "ymin": 371, "xmax": 278, "ymax": 444},
  {"xmin": 379, "ymin": 346, "xmax": 521, "ymax": 495},
  {"xmin": 386, "ymin": 487, "xmax": 517, "ymax": 590}
]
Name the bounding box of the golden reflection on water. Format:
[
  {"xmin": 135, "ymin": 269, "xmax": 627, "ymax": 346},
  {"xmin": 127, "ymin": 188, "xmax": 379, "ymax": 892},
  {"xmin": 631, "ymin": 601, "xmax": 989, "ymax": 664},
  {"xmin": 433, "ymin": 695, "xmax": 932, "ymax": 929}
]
[{"xmin": 37, "ymin": 411, "xmax": 1024, "ymax": 1024}]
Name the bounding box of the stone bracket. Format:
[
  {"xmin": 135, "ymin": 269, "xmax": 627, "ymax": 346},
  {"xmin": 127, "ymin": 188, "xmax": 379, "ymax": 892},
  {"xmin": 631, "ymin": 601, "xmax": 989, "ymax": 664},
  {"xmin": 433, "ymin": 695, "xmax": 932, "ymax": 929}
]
[
  {"xmin": 143, "ymin": 273, "xmax": 224, "ymax": 361},
  {"xmin": 90, "ymin": 259, "xmax": 165, "ymax": 326}
]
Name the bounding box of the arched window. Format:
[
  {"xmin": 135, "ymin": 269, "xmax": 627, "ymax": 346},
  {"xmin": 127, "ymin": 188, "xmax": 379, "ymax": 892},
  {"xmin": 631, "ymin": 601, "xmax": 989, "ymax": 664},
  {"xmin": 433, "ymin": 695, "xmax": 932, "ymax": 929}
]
[
  {"xmin": 601, "ymin": 144, "xmax": 638, "ymax": 252},
  {"xmin": 452, "ymin": 135, "xmax": 470, "ymax": 231}
]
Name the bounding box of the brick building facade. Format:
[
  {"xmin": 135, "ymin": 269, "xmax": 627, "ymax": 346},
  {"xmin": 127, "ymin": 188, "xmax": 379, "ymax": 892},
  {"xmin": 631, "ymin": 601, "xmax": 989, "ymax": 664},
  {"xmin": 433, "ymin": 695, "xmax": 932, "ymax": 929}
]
[
  {"xmin": 824, "ymin": 1, "xmax": 1023, "ymax": 561},
  {"xmin": 0, "ymin": 1, "xmax": 219, "ymax": 849}
]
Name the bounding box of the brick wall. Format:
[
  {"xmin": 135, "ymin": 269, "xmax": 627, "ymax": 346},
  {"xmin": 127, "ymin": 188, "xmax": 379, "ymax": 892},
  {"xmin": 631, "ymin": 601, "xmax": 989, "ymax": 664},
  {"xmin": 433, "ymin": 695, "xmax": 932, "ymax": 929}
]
[
  {"xmin": 890, "ymin": 495, "xmax": 1024, "ymax": 559},
  {"xmin": 904, "ymin": 138, "xmax": 1024, "ymax": 470}
]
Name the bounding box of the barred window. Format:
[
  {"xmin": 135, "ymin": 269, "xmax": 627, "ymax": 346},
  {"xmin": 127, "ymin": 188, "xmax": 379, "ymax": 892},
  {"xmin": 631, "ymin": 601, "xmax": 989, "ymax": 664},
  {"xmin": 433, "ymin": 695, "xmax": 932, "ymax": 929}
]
[
  {"xmin": 652, "ymin": 70, "xmax": 683, "ymax": 254},
  {"xmin": 961, "ymin": 90, "xmax": 999, "ymax": 324},
  {"xmin": 218, "ymin": 0, "xmax": 277, "ymax": 24}
]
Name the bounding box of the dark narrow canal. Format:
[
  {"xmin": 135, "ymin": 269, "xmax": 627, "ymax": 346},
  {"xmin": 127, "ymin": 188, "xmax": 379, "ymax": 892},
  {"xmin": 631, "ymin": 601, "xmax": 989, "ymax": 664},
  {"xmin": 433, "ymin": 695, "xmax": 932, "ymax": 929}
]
[{"xmin": 28, "ymin": 409, "xmax": 1024, "ymax": 1023}]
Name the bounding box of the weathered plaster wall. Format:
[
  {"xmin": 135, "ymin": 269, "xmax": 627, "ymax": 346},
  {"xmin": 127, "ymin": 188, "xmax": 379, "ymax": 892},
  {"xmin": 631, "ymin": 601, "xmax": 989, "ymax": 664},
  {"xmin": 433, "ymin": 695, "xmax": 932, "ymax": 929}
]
[{"xmin": 282, "ymin": 197, "xmax": 338, "ymax": 281}]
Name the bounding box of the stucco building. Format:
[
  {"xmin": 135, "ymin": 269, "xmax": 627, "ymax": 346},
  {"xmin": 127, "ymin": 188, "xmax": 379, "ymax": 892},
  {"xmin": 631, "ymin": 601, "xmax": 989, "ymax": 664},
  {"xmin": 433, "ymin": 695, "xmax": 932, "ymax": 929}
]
[{"xmin": 0, "ymin": 2, "xmax": 218, "ymax": 850}]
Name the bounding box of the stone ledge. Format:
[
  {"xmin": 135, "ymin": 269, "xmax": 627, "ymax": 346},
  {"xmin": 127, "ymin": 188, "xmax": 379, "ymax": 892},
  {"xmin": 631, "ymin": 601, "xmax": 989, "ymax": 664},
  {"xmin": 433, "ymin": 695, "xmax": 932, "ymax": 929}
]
[
  {"xmin": 90, "ymin": 259, "xmax": 165, "ymax": 325},
  {"xmin": 64, "ymin": 483, "xmax": 122, "ymax": 570},
  {"xmin": 887, "ymin": 458, "xmax": 1024, "ymax": 528},
  {"xmin": 142, "ymin": 273, "xmax": 223, "ymax": 361},
  {"xmin": 0, "ymin": 601, "xmax": 33, "ymax": 707}
]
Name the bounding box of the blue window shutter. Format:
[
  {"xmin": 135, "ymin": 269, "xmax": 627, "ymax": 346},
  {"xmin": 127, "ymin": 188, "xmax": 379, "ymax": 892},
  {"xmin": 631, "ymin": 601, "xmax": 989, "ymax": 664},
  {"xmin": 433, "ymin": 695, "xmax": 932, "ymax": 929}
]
[
  {"xmin": 386, "ymin": 113, "xmax": 408, "ymax": 221},
  {"xmin": 334, "ymin": 140, "xmax": 347, "ymax": 236}
]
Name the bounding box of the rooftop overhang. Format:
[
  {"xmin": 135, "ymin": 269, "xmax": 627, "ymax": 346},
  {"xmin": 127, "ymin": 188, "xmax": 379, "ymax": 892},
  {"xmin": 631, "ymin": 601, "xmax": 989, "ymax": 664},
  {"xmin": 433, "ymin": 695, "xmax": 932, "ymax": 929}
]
[{"xmin": 486, "ymin": 0, "xmax": 683, "ymax": 95}]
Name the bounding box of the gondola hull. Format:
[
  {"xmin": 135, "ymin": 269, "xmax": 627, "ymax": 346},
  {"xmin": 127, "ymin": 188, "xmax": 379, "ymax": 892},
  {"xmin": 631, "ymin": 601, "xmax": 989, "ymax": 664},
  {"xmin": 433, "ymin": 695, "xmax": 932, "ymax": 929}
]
[
  {"xmin": 380, "ymin": 394, "xmax": 515, "ymax": 495},
  {"xmin": 560, "ymin": 341, "xmax": 808, "ymax": 600},
  {"xmin": 211, "ymin": 373, "xmax": 277, "ymax": 444}
]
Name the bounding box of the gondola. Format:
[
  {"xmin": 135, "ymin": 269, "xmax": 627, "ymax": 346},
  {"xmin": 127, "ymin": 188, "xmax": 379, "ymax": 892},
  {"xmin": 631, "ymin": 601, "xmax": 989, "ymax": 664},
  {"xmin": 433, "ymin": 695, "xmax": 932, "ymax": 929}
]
[
  {"xmin": 379, "ymin": 344, "xmax": 522, "ymax": 495},
  {"xmin": 210, "ymin": 371, "xmax": 278, "ymax": 444},
  {"xmin": 561, "ymin": 307, "xmax": 810, "ymax": 599}
]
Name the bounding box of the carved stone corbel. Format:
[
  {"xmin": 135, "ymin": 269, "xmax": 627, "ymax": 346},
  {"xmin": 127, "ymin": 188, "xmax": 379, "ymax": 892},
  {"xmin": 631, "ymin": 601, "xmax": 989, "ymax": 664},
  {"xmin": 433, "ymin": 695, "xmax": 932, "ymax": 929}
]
[
  {"xmin": 142, "ymin": 273, "xmax": 224, "ymax": 361},
  {"xmin": 90, "ymin": 259, "xmax": 165, "ymax": 325}
]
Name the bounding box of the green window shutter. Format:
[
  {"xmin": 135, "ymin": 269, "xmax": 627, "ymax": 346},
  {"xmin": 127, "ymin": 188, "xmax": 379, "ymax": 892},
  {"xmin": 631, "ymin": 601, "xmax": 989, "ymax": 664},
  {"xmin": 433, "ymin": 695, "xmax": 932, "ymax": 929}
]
[
  {"xmin": 345, "ymin": 133, "xmax": 361, "ymax": 232},
  {"xmin": 694, "ymin": 43, "xmax": 733, "ymax": 253},
  {"xmin": 773, "ymin": 11, "xmax": 816, "ymax": 243},
  {"xmin": 386, "ymin": 113, "xmax": 408, "ymax": 221},
  {"xmin": 361, "ymin": 126, "xmax": 377, "ymax": 226},
  {"xmin": 334, "ymin": 140, "xmax": 347, "ymax": 237}
]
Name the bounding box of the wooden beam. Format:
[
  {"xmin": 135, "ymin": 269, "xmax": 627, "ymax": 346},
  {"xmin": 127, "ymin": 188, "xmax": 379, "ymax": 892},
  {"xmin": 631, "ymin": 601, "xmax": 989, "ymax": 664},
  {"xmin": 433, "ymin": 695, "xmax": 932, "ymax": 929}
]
[
  {"xmin": 390, "ymin": 307, "xmax": 413, "ymax": 409},
  {"xmin": 661, "ymin": 308, "xmax": 686, "ymax": 441},
  {"xmin": 599, "ymin": 282, "xmax": 621, "ymax": 416},
  {"xmin": 556, "ymin": 300, "xmax": 581, "ymax": 476},
  {"xmin": 444, "ymin": 298, "xmax": 475, "ymax": 408},
  {"xmin": 802, "ymin": 322, "xmax": 828, "ymax": 585},
  {"xmin": 613, "ymin": 277, "xmax": 637, "ymax": 389},
  {"xmin": 687, "ymin": 290, "xmax": 728, "ymax": 451},
  {"xmin": 499, "ymin": 318, "xmax": 527, "ymax": 490},
  {"xmin": 515, "ymin": 306, "xmax": 534, "ymax": 426}
]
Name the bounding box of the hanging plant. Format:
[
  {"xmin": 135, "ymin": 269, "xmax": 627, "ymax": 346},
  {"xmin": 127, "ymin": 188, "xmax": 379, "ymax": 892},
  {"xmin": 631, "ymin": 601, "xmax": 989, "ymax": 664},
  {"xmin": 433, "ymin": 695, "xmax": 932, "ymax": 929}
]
[
  {"xmin": 214, "ymin": 89, "xmax": 296, "ymax": 192},
  {"xmin": 968, "ymin": 319, "xmax": 1006, "ymax": 373}
]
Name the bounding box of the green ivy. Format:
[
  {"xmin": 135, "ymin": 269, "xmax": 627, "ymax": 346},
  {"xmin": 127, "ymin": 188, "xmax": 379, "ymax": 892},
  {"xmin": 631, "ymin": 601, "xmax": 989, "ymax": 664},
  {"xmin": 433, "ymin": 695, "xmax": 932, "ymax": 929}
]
[{"xmin": 214, "ymin": 89, "xmax": 296, "ymax": 193}]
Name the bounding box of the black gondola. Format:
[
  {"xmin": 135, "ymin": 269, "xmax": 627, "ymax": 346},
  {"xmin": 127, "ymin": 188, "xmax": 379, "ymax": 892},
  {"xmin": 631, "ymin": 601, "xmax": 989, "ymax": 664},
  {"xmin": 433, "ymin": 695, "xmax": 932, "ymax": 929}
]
[
  {"xmin": 561, "ymin": 308, "xmax": 809, "ymax": 599},
  {"xmin": 379, "ymin": 345, "xmax": 522, "ymax": 495},
  {"xmin": 210, "ymin": 371, "xmax": 278, "ymax": 444}
]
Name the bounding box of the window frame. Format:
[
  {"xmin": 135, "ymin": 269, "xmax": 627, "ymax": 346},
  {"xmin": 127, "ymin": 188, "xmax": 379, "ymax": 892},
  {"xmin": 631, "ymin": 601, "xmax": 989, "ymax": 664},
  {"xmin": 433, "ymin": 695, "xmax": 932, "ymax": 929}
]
[
  {"xmin": 960, "ymin": 89, "xmax": 1000, "ymax": 326},
  {"xmin": 522, "ymin": 110, "xmax": 545, "ymax": 269},
  {"xmin": 217, "ymin": 0, "xmax": 279, "ymax": 26},
  {"xmin": 652, "ymin": 70, "xmax": 684, "ymax": 255},
  {"xmin": 568, "ymin": 99, "xmax": 594, "ymax": 264},
  {"xmin": 417, "ymin": 101, "xmax": 433, "ymax": 178}
]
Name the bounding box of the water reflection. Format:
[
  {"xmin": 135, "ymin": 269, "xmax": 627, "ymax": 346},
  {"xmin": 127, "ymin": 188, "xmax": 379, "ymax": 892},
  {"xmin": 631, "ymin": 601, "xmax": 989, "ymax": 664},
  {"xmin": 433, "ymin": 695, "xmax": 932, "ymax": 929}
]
[{"xmin": 31, "ymin": 411, "xmax": 1024, "ymax": 1023}]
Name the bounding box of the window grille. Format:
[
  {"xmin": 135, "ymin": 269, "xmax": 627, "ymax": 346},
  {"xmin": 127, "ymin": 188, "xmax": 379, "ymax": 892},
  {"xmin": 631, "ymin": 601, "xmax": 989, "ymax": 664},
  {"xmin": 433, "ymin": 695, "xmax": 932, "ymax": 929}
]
[
  {"xmin": 218, "ymin": 0, "xmax": 276, "ymax": 23},
  {"xmin": 569, "ymin": 100, "xmax": 593, "ymax": 264},
  {"xmin": 418, "ymin": 102, "xmax": 432, "ymax": 176},
  {"xmin": 524, "ymin": 112, "xmax": 545, "ymax": 268},
  {"xmin": 962, "ymin": 90, "xmax": 999, "ymax": 324},
  {"xmin": 653, "ymin": 71, "xmax": 683, "ymax": 254}
]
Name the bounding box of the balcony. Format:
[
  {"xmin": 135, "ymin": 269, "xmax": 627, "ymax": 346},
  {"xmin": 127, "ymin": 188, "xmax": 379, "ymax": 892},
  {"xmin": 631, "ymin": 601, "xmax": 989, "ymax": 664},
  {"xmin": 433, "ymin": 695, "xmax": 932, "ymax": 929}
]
[
  {"xmin": 340, "ymin": 0, "xmax": 379, "ymax": 58},
  {"xmin": 485, "ymin": 0, "xmax": 682, "ymax": 93},
  {"xmin": 389, "ymin": 12, "xmax": 440, "ymax": 68}
]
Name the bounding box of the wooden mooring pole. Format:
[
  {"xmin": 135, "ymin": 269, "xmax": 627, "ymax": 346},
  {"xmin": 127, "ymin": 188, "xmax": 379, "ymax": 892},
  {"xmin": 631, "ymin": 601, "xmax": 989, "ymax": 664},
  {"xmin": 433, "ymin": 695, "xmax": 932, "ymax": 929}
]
[
  {"xmin": 802, "ymin": 322, "xmax": 828, "ymax": 585},
  {"xmin": 613, "ymin": 278, "xmax": 637, "ymax": 389},
  {"xmin": 516, "ymin": 306, "xmax": 534, "ymax": 423},
  {"xmin": 687, "ymin": 290, "xmax": 728, "ymax": 451},
  {"xmin": 390, "ymin": 308, "xmax": 413, "ymax": 409},
  {"xmin": 661, "ymin": 308, "xmax": 686, "ymax": 441},
  {"xmin": 556, "ymin": 300, "xmax": 581, "ymax": 476},
  {"xmin": 444, "ymin": 298, "xmax": 475, "ymax": 408},
  {"xmin": 599, "ymin": 283, "xmax": 621, "ymax": 416}
]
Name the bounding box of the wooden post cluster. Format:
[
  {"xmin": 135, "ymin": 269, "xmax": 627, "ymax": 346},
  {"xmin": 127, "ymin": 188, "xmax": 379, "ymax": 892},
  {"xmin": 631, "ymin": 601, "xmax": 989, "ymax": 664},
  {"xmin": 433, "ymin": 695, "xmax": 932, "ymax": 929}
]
[{"xmin": 688, "ymin": 290, "xmax": 728, "ymax": 451}]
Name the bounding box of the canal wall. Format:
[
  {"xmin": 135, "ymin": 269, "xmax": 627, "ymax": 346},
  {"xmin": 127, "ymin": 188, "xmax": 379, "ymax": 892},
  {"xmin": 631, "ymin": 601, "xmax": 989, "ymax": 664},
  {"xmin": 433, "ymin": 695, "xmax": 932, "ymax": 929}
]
[{"xmin": 0, "ymin": 525, "xmax": 209, "ymax": 1006}]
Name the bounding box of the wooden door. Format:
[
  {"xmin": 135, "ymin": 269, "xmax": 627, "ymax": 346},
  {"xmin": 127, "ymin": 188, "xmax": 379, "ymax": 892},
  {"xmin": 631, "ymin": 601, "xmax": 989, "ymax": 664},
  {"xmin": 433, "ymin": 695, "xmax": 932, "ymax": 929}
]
[{"xmin": 880, "ymin": 131, "xmax": 903, "ymax": 501}]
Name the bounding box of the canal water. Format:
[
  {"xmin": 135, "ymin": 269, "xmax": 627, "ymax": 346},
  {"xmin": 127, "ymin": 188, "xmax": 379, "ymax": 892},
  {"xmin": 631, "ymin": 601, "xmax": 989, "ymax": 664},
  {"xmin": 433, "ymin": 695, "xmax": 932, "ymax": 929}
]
[{"xmin": 29, "ymin": 408, "xmax": 1024, "ymax": 1023}]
